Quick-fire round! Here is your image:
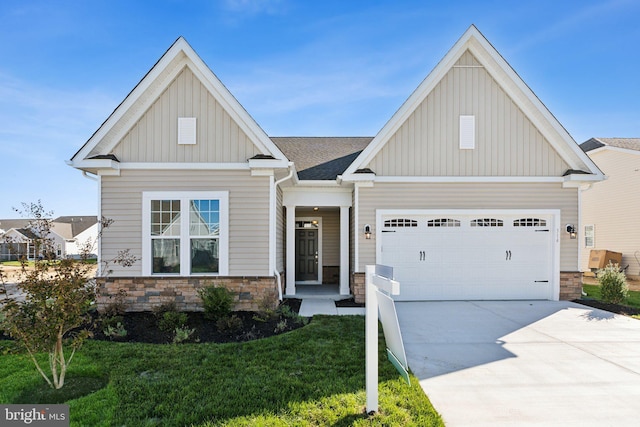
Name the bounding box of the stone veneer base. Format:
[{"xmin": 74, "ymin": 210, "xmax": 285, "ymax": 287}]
[{"xmin": 96, "ymin": 275, "xmax": 282, "ymax": 312}]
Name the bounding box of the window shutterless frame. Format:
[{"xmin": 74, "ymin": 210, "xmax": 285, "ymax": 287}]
[{"xmin": 142, "ymin": 191, "xmax": 229, "ymax": 276}]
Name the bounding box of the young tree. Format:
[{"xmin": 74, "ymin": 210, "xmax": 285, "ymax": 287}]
[{"xmin": 0, "ymin": 201, "xmax": 137, "ymax": 389}]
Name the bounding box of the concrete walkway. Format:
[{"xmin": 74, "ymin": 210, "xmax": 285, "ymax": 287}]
[
  {"xmin": 396, "ymin": 301, "xmax": 640, "ymax": 427},
  {"xmin": 298, "ymin": 299, "xmax": 365, "ymax": 316}
]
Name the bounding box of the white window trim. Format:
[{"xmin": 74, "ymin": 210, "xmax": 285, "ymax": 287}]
[
  {"xmin": 584, "ymin": 224, "xmax": 595, "ymax": 248},
  {"xmin": 142, "ymin": 191, "xmax": 229, "ymax": 276}
]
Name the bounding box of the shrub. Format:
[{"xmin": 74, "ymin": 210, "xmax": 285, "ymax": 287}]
[
  {"xmin": 597, "ymin": 263, "xmax": 628, "ymax": 304},
  {"xmin": 158, "ymin": 311, "xmax": 188, "ymax": 333},
  {"xmin": 0, "ymin": 201, "xmax": 136, "ymax": 389},
  {"xmin": 198, "ymin": 285, "xmax": 233, "ymax": 320},
  {"xmin": 216, "ymin": 314, "xmax": 243, "ymax": 332},
  {"xmin": 173, "ymin": 326, "xmax": 196, "ymax": 344},
  {"xmin": 103, "ymin": 322, "xmax": 128, "ymax": 340}
]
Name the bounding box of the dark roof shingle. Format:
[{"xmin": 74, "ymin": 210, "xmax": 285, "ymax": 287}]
[
  {"xmin": 581, "ymin": 137, "xmax": 640, "ymax": 153},
  {"xmin": 271, "ymin": 137, "xmax": 373, "ymax": 180}
]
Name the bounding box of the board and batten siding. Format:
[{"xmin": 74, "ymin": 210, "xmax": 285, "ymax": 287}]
[
  {"xmin": 101, "ymin": 169, "xmax": 270, "ymax": 277},
  {"xmin": 357, "ymin": 182, "xmax": 579, "ymax": 272},
  {"xmin": 111, "ymin": 66, "xmax": 262, "ymax": 163},
  {"xmin": 365, "ymin": 50, "xmax": 568, "ymax": 177},
  {"xmin": 581, "ymin": 150, "xmax": 640, "ymax": 276}
]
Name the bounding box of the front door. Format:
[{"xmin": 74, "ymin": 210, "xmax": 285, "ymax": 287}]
[{"xmin": 296, "ymin": 228, "xmax": 318, "ymax": 281}]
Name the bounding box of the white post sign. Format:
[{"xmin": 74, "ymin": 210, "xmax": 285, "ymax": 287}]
[{"xmin": 365, "ymin": 264, "xmax": 409, "ymax": 414}]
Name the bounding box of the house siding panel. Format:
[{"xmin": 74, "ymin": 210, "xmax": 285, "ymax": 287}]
[
  {"xmin": 581, "ymin": 150, "xmax": 640, "ymax": 276},
  {"xmin": 365, "ymin": 50, "xmax": 568, "ymax": 177},
  {"xmin": 356, "ymin": 182, "xmax": 578, "ymax": 272},
  {"xmin": 112, "ymin": 66, "xmax": 261, "ymax": 163},
  {"xmin": 101, "ymin": 169, "xmax": 270, "ymax": 277}
]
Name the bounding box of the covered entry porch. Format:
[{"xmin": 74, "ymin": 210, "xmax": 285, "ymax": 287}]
[{"xmin": 283, "ymin": 187, "xmax": 352, "ymax": 297}]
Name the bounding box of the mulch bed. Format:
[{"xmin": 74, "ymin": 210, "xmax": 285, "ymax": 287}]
[
  {"xmin": 1, "ymin": 299, "xmax": 307, "ymax": 345},
  {"xmin": 573, "ymin": 299, "xmax": 640, "ymax": 317}
]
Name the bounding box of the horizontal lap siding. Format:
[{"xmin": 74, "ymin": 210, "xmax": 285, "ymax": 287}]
[
  {"xmin": 581, "ymin": 150, "xmax": 640, "ymax": 275},
  {"xmin": 101, "ymin": 169, "xmax": 270, "ymax": 276},
  {"xmin": 357, "ymin": 182, "xmax": 578, "ymax": 271},
  {"xmin": 366, "ymin": 50, "xmax": 568, "ymax": 177}
]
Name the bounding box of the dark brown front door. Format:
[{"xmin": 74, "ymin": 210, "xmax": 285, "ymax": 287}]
[{"xmin": 296, "ymin": 229, "xmax": 318, "ymax": 281}]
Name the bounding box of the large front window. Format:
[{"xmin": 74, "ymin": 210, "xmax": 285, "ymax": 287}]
[{"xmin": 143, "ymin": 192, "xmax": 228, "ymax": 276}]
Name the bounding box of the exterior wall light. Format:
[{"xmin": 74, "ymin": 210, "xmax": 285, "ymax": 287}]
[
  {"xmin": 364, "ymin": 224, "xmax": 372, "ymax": 240},
  {"xmin": 565, "ymin": 224, "xmax": 577, "ymax": 239}
]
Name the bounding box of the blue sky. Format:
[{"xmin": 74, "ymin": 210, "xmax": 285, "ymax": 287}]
[{"xmin": 0, "ymin": 0, "xmax": 638, "ymax": 219}]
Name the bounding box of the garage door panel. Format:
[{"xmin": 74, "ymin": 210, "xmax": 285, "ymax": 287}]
[{"xmin": 380, "ymin": 213, "xmax": 555, "ymax": 301}]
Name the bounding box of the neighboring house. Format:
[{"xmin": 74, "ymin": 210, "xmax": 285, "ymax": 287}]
[
  {"xmin": 0, "ymin": 216, "xmax": 97, "ymax": 261},
  {"xmin": 68, "ymin": 26, "xmax": 603, "ymax": 311},
  {"xmin": 580, "ymin": 138, "xmax": 640, "ymax": 277},
  {"xmin": 52, "ymin": 216, "xmax": 99, "ymax": 258}
]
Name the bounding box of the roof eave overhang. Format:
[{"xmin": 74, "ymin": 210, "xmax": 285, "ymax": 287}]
[{"xmin": 342, "ymin": 25, "xmax": 603, "ymax": 178}]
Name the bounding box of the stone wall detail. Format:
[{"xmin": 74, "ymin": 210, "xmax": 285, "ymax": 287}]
[
  {"xmin": 96, "ymin": 276, "xmax": 279, "ymax": 312},
  {"xmin": 559, "ymin": 271, "xmax": 583, "ymax": 301}
]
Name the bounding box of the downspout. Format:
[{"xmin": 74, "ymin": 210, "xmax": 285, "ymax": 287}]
[
  {"xmin": 82, "ymin": 171, "xmax": 98, "ymax": 182},
  {"xmin": 579, "ymin": 183, "xmax": 595, "ymax": 296},
  {"xmin": 272, "ymin": 163, "xmax": 295, "ymax": 301}
]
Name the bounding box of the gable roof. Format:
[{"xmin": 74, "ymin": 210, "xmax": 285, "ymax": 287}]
[
  {"xmin": 342, "ymin": 25, "xmax": 603, "ymax": 183},
  {"xmin": 53, "ymin": 216, "xmax": 98, "ymax": 238},
  {"xmin": 69, "ymin": 37, "xmax": 287, "ymax": 172},
  {"xmin": 272, "ymin": 137, "xmax": 372, "ymax": 180},
  {"xmin": 581, "ymin": 137, "xmax": 640, "ymax": 153}
]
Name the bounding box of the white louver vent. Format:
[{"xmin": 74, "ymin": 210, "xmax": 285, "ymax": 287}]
[{"xmin": 178, "ymin": 117, "xmax": 197, "ymax": 145}]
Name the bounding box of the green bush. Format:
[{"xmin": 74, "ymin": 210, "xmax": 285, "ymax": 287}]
[
  {"xmin": 597, "ymin": 263, "xmax": 628, "ymax": 304},
  {"xmin": 216, "ymin": 314, "xmax": 243, "ymax": 332},
  {"xmin": 197, "ymin": 285, "xmax": 233, "ymax": 320},
  {"xmin": 159, "ymin": 310, "xmax": 188, "ymax": 333}
]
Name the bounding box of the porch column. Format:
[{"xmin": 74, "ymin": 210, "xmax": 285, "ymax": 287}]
[
  {"xmin": 285, "ymin": 205, "xmax": 296, "ymax": 295},
  {"xmin": 340, "ymin": 205, "xmax": 350, "ymax": 295}
]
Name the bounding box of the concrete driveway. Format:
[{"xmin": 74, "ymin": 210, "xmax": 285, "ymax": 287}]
[{"xmin": 396, "ymin": 301, "xmax": 640, "ymax": 427}]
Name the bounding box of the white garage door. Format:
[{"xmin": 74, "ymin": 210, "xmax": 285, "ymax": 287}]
[{"xmin": 379, "ymin": 212, "xmax": 556, "ymax": 300}]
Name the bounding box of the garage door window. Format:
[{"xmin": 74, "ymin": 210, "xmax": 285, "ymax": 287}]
[
  {"xmin": 427, "ymin": 218, "xmax": 461, "ymax": 227},
  {"xmin": 384, "ymin": 219, "xmax": 418, "ymax": 228},
  {"xmin": 470, "ymin": 218, "xmax": 503, "ymax": 227},
  {"xmin": 514, "ymin": 218, "xmax": 547, "ymax": 227}
]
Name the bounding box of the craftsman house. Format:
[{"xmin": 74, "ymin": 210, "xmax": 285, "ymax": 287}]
[{"xmin": 68, "ymin": 26, "xmax": 603, "ymax": 311}]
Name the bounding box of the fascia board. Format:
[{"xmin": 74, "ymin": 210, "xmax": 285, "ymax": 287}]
[
  {"xmin": 248, "ymin": 158, "xmax": 290, "ymax": 169},
  {"xmin": 589, "ymin": 146, "xmax": 640, "ymax": 157},
  {"xmin": 466, "ymin": 36, "xmax": 602, "ymax": 177},
  {"xmin": 343, "ymin": 25, "xmax": 603, "ymax": 180},
  {"xmin": 72, "ymin": 38, "xmax": 288, "ymax": 165},
  {"xmin": 343, "ymin": 27, "xmax": 480, "ymax": 176},
  {"xmin": 72, "ymin": 38, "xmax": 188, "ymax": 163}
]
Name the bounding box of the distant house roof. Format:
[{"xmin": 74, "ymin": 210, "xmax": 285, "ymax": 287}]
[
  {"xmin": 53, "ymin": 216, "xmax": 98, "ymax": 238},
  {"xmin": 271, "ymin": 137, "xmax": 373, "ymax": 180},
  {"xmin": 581, "ymin": 137, "xmax": 640, "ymax": 153},
  {"xmin": 0, "ymin": 219, "xmax": 32, "ymax": 231}
]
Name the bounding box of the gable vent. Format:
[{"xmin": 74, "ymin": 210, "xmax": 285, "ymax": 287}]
[
  {"xmin": 459, "ymin": 115, "xmax": 475, "ymax": 149},
  {"xmin": 178, "ymin": 117, "xmax": 197, "ymax": 145}
]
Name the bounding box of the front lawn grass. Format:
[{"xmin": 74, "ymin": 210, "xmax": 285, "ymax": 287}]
[{"xmin": 0, "ymin": 316, "xmax": 442, "ymax": 426}]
